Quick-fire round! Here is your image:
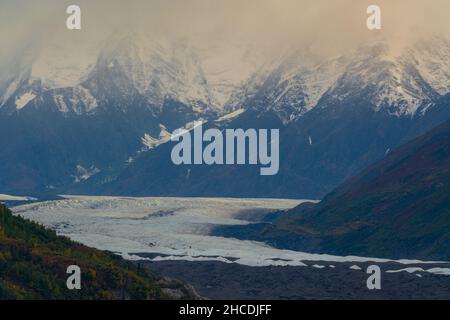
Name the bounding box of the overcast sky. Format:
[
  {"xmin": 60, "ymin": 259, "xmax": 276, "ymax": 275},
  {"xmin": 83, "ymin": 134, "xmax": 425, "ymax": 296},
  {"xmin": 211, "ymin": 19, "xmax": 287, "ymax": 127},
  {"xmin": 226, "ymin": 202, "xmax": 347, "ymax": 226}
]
[{"xmin": 1, "ymin": 0, "xmax": 449, "ymax": 63}]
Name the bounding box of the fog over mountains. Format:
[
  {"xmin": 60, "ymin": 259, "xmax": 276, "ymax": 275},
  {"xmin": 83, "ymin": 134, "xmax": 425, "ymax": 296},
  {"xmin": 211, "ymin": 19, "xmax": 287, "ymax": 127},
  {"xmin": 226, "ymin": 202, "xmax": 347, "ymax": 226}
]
[
  {"xmin": 0, "ymin": 31, "xmax": 449, "ymax": 197},
  {"xmin": 2, "ymin": 33, "xmax": 449, "ymax": 116}
]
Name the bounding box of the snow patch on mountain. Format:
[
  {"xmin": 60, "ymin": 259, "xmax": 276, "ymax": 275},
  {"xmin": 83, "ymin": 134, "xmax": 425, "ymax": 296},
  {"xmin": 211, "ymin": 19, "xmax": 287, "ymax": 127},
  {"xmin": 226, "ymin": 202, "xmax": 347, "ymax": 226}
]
[
  {"xmin": 215, "ymin": 108, "xmax": 245, "ymax": 122},
  {"xmin": 142, "ymin": 124, "xmax": 172, "ymax": 150},
  {"xmin": 69, "ymin": 86, "xmax": 98, "ymax": 114},
  {"xmin": 141, "ymin": 119, "xmax": 210, "ymax": 152},
  {"xmin": 73, "ymin": 165, "xmax": 101, "ymax": 183},
  {"xmin": 15, "ymin": 92, "xmax": 36, "ymax": 110},
  {"xmin": 53, "ymin": 94, "xmax": 69, "ymax": 113}
]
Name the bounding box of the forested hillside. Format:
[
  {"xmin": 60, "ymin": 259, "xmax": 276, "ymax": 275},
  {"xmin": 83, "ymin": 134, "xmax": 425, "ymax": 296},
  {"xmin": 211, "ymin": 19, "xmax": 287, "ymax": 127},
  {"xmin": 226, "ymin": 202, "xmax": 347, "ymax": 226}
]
[{"xmin": 0, "ymin": 204, "xmax": 197, "ymax": 299}]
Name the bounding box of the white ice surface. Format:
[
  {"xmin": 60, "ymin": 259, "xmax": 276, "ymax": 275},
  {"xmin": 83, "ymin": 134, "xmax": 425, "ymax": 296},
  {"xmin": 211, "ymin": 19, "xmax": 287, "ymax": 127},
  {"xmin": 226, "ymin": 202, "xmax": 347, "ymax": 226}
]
[{"xmin": 11, "ymin": 196, "xmax": 449, "ymax": 271}]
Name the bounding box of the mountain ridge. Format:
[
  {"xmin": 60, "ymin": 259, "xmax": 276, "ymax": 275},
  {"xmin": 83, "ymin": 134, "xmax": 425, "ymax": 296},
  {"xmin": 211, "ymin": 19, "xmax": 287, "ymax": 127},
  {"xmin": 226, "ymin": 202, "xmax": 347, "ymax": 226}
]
[{"xmin": 0, "ymin": 35, "xmax": 449, "ymax": 197}]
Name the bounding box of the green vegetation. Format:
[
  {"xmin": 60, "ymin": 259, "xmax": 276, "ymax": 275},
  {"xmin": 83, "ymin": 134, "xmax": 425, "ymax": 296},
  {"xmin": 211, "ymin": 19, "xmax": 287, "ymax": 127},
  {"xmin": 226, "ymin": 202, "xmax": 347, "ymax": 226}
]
[
  {"xmin": 0, "ymin": 204, "xmax": 188, "ymax": 299},
  {"xmin": 271, "ymin": 119, "xmax": 450, "ymax": 261}
]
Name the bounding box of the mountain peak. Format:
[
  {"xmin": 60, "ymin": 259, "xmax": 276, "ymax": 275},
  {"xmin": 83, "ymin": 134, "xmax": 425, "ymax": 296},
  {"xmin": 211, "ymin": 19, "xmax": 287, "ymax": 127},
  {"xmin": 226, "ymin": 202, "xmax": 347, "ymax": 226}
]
[{"xmin": 244, "ymin": 37, "xmax": 450, "ymax": 121}]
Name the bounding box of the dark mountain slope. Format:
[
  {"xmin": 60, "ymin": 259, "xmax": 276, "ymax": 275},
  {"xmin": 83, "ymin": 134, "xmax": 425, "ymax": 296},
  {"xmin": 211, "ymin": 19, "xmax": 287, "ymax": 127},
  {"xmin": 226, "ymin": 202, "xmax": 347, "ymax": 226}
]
[
  {"xmin": 104, "ymin": 95, "xmax": 450, "ymax": 199},
  {"xmin": 215, "ymin": 116, "xmax": 450, "ymax": 261},
  {"xmin": 0, "ymin": 204, "xmax": 198, "ymax": 299}
]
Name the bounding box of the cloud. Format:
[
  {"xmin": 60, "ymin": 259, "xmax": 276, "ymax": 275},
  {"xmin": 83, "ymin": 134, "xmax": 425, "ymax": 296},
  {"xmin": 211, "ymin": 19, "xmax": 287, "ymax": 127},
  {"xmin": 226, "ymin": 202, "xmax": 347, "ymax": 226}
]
[{"xmin": 0, "ymin": 0, "xmax": 449, "ymax": 62}]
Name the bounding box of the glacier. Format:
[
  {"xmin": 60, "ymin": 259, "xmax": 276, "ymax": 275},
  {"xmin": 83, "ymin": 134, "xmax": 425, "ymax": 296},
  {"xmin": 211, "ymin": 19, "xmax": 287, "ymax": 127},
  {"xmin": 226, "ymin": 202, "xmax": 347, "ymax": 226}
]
[{"xmin": 11, "ymin": 196, "xmax": 450, "ymax": 276}]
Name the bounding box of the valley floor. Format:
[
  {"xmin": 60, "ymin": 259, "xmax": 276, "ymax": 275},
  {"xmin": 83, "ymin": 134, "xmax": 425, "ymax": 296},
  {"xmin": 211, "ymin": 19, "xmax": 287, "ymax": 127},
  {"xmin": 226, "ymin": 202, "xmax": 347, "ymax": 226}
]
[
  {"xmin": 145, "ymin": 259, "xmax": 450, "ymax": 300},
  {"xmin": 9, "ymin": 195, "xmax": 450, "ymax": 300}
]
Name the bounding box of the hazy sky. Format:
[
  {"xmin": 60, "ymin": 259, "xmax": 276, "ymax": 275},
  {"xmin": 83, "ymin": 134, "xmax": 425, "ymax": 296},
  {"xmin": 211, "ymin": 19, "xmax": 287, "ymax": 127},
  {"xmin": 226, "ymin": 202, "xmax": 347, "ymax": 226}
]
[{"xmin": 1, "ymin": 0, "xmax": 449, "ymax": 62}]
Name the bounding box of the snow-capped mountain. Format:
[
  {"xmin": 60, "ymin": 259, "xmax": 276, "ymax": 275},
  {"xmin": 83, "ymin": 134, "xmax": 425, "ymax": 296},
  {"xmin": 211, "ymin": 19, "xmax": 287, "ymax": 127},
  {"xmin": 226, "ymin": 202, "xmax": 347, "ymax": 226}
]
[
  {"xmin": 101, "ymin": 36, "xmax": 450, "ymax": 199},
  {"xmin": 91, "ymin": 34, "xmax": 214, "ymax": 113},
  {"xmin": 236, "ymin": 36, "xmax": 450, "ymax": 123},
  {"xmin": 0, "ymin": 33, "xmax": 264, "ymax": 117},
  {"xmin": 3, "ymin": 34, "xmax": 448, "ymax": 120},
  {"xmin": 231, "ymin": 48, "xmax": 349, "ymax": 122},
  {"xmin": 320, "ymin": 41, "xmax": 443, "ymax": 116},
  {"xmin": 0, "ymin": 33, "xmax": 267, "ymax": 194},
  {"xmin": 0, "ymin": 44, "xmax": 36, "ymax": 109},
  {"xmin": 0, "ymin": 38, "xmax": 100, "ymax": 113},
  {"xmin": 0, "ymin": 33, "xmax": 449, "ymax": 197}
]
